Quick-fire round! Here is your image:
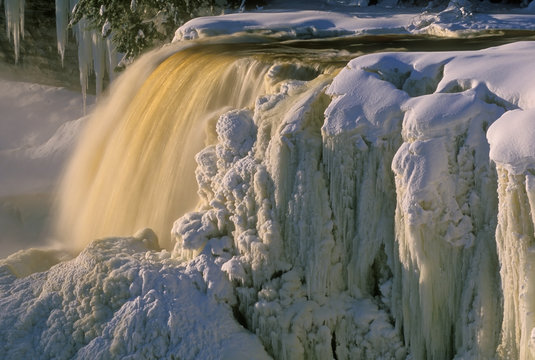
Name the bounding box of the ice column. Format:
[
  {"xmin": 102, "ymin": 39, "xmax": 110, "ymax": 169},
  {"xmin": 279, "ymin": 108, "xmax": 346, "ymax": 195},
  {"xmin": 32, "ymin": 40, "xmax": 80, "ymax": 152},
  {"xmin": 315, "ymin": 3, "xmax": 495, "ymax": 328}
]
[
  {"xmin": 393, "ymin": 88, "xmax": 504, "ymax": 359},
  {"xmin": 488, "ymin": 108, "xmax": 535, "ymax": 360}
]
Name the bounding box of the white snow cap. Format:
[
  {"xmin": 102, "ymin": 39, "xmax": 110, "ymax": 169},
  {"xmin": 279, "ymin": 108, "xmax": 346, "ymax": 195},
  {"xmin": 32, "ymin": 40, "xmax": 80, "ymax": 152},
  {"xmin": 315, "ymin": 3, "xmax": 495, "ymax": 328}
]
[
  {"xmin": 174, "ymin": 9, "xmax": 535, "ymax": 42},
  {"xmin": 488, "ymin": 109, "xmax": 535, "ymax": 174}
]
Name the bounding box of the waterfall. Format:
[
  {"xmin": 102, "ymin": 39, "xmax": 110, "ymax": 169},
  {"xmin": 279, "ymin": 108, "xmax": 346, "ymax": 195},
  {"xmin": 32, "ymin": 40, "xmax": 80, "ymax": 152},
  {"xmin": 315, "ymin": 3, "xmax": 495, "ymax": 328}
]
[
  {"xmin": 54, "ymin": 44, "xmax": 272, "ymax": 252},
  {"xmin": 5, "ymin": 39, "xmax": 532, "ymax": 359}
]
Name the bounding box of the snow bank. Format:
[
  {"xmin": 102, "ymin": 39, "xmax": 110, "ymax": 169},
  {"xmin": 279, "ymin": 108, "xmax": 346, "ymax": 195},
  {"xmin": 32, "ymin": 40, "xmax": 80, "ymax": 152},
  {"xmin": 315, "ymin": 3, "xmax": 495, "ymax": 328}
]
[
  {"xmin": 0, "ymin": 230, "xmax": 271, "ymax": 359},
  {"xmin": 174, "ymin": 8, "xmax": 535, "ymax": 41}
]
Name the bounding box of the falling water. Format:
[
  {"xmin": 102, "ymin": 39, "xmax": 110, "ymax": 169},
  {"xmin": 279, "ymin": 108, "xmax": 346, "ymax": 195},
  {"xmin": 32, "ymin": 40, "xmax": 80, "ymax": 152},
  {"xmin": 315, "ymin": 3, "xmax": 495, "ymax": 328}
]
[
  {"xmin": 54, "ymin": 44, "xmax": 273, "ymax": 251},
  {"xmin": 48, "ymin": 34, "xmax": 535, "ymax": 359}
]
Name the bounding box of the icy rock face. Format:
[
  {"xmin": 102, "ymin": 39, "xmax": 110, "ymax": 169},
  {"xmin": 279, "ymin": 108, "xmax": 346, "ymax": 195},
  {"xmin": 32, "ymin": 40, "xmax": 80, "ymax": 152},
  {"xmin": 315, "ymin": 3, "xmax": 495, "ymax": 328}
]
[
  {"xmin": 488, "ymin": 109, "xmax": 535, "ymax": 360},
  {"xmin": 172, "ymin": 42, "xmax": 535, "ymax": 359},
  {"xmin": 0, "ymin": 229, "xmax": 270, "ymax": 359}
]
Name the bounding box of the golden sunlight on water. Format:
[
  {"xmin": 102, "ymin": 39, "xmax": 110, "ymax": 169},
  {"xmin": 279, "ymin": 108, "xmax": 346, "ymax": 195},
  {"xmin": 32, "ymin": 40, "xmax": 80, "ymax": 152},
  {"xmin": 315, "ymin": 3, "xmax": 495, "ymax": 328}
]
[
  {"xmin": 53, "ymin": 32, "xmax": 534, "ymax": 253},
  {"xmin": 54, "ymin": 46, "xmax": 271, "ymax": 251}
]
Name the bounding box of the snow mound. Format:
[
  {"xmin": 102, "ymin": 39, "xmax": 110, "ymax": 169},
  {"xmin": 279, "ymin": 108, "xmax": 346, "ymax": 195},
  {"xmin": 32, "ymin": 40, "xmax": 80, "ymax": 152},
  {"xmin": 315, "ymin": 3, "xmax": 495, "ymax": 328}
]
[
  {"xmin": 488, "ymin": 108, "xmax": 535, "ymax": 174},
  {"xmin": 0, "ymin": 232, "xmax": 270, "ymax": 359}
]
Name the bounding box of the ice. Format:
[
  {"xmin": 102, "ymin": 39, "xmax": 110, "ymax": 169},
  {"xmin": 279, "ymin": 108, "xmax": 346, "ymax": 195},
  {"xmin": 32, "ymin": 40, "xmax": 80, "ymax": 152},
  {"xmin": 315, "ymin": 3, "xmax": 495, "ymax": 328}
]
[
  {"xmin": 55, "ymin": 0, "xmax": 119, "ymax": 109},
  {"xmin": 4, "ymin": 20, "xmax": 535, "ymax": 358},
  {"xmin": 169, "ymin": 41, "xmax": 535, "ymax": 358},
  {"xmin": 3, "ymin": 0, "xmax": 24, "ymax": 63},
  {"xmin": 0, "ymin": 234, "xmax": 271, "ymax": 359}
]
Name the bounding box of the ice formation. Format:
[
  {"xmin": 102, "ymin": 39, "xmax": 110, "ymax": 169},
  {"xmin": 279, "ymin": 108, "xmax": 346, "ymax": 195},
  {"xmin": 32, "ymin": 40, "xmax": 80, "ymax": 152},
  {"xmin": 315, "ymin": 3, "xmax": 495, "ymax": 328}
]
[
  {"xmin": 167, "ymin": 40, "xmax": 535, "ymax": 358},
  {"xmin": 3, "ymin": 35, "xmax": 535, "ymax": 358},
  {"xmin": 3, "ymin": 0, "xmax": 24, "ymax": 62},
  {"xmin": 55, "ymin": 0, "xmax": 119, "ymax": 108},
  {"xmin": 0, "ymin": 229, "xmax": 270, "ymax": 359}
]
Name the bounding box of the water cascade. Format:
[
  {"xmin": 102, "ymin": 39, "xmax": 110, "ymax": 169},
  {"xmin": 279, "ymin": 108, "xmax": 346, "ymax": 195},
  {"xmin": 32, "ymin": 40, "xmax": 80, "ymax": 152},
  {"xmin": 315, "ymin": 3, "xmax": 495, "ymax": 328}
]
[
  {"xmin": 3, "ymin": 37, "xmax": 535, "ymax": 359},
  {"xmin": 55, "ymin": 44, "xmax": 275, "ymax": 251}
]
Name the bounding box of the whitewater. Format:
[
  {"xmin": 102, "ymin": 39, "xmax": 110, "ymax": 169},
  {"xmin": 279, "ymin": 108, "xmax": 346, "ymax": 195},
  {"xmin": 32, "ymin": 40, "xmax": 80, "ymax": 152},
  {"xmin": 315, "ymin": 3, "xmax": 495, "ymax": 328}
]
[{"xmin": 3, "ymin": 6, "xmax": 535, "ymax": 359}]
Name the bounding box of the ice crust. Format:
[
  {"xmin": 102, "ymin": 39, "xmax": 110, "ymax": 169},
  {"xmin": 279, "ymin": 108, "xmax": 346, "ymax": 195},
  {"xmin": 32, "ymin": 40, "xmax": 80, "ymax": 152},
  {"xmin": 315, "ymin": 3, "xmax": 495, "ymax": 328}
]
[
  {"xmin": 0, "ymin": 230, "xmax": 270, "ymax": 359},
  {"xmin": 3, "ymin": 38, "xmax": 535, "ymax": 358}
]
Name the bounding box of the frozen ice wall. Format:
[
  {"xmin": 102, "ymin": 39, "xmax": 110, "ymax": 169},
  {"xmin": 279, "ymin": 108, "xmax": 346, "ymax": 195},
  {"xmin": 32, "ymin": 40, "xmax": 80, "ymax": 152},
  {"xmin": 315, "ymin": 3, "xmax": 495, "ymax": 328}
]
[
  {"xmin": 488, "ymin": 108, "xmax": 535, "ymax": 359},
  {"xmin": 173, "ymin": 41, "xmax": 535, "ymax": 359}
]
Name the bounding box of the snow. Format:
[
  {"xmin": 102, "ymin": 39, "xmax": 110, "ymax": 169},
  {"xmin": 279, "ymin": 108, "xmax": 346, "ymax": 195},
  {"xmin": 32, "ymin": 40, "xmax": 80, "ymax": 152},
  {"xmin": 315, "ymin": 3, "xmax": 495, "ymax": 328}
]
[
  {"xmin": 3, "ymin": 4, "xmax": 535, "ymax": 360},
  {"xmin": 0, "ymin": 232, "xmax": 271, "ymax": 359},
  {"xmin": 174, "ymin": 6, "xmax": 535, "ymax": 41},
  {"xmin": 488, "ymin": 109, "xmax": 535, "ymax": 174}
]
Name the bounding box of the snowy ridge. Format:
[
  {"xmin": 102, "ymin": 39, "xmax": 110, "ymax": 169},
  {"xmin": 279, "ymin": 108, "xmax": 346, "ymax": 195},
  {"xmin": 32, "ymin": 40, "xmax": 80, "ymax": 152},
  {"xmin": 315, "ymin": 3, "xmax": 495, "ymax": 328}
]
[{"xmin": 174, "ymin": 7, "xmax": 535, "ymax": 42}]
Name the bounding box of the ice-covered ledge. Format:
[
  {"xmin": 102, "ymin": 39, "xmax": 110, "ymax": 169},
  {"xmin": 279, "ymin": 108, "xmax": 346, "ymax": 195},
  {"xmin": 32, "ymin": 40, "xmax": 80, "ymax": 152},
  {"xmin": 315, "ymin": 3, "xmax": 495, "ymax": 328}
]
[
  {"xmin": 488, "ymin": 109, "xmax": 535, "ymax": 175},
  {"xmin": 173, "ymin": 6, "xmax": 535, "ymax": 42}
]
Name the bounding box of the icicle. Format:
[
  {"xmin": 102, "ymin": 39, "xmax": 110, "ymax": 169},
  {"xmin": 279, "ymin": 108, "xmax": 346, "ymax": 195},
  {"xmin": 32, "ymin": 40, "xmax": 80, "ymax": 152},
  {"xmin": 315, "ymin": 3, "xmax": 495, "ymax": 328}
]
[
  {"xmin": 55, "ymin": 0, "xmax": 120, "ymax": 110},
  {"xmin": 105, "ymin": 37, "xmax": 118, "ymax": 82},
  {"xmin": 55, "ymin": 0, "xmax": 69, "ymax": 65},
  {"xmin": 4, "ymin": 0, "xmax": 25, "ymax": 63},
  {"xmin": 74, "ymin": 18, "xmax": 93, "ymax": 113},
  {"xmin": 92, "ymin": 31, "xmax": 106, "ymax": 97}
]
